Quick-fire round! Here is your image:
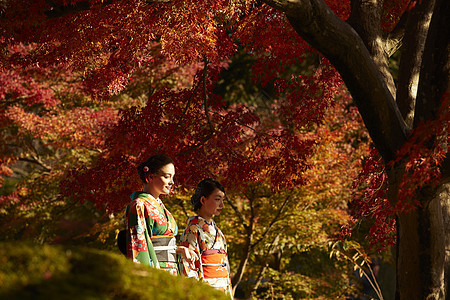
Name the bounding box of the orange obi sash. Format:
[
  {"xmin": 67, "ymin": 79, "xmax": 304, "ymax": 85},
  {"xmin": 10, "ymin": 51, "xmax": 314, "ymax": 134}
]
[
  {"xmin": 201, "ymin": 249, "xmax": 228, "ymax": 279},
  {"xmin": 151, "ymin": 235, "xmax": 177, "ymax": 263}
]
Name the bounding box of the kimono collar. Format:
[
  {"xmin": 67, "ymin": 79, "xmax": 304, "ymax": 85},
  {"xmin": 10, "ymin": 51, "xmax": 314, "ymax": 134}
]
[
  {"xmin": 130, "ymin": 191, "xmax": 162, "ymax": 204},
  {"xmin": 187, "ymin": 215, "xmax": 215, "ymax": 227}
]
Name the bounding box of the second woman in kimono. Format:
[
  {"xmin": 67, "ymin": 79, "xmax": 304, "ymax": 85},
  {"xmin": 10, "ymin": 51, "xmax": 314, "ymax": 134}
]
[
  {"xmin": 180, "ymin": 178, "xmax": 233, "ymax": 297},
  {"xmin": 125, "ymin": 154, "xmax": 196, "ymax": 275}
]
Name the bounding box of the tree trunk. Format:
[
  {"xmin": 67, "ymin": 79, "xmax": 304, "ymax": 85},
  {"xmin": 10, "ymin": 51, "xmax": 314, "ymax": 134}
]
[
  {"xmin": 395, "ymin": 173, "xmax": 448, "ymax": 299},
  {"xmin": 231, "ymin": 232, "xmax": 252, "ymax": 295},
  {"xmin": 440, "ymin": 158, "xmax": 450, "ymax": 297},
  {"xmin": 439, "ymin": 180, "xmax": 450, "ymax": 298}
]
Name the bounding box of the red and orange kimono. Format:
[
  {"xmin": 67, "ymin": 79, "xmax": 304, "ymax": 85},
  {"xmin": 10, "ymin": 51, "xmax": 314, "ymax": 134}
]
[
  {"xmin": 125, "ymin": 191, "xmax": 178, "ymax": 275},
  {"xmin": 180, "ymin": 216, "xmax": 232, "ymax": 297}
]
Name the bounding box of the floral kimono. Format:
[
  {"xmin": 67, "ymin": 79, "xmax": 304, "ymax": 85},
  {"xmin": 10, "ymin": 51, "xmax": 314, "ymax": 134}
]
[
  {"xmin": 180, "ymin": 216, "xmax": 232, "ymax": 297},
  {"xmin": 126, "ymin": 191, "xmax": 178, "ymax": 275}
]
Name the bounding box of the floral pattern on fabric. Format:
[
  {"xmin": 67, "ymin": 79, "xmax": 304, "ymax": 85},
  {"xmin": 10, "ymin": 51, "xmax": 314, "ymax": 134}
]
[
  {"xmin": 126, "ymin": 191, "xmax": 178, "ymax": 275},
  {"xmin": 180, "ymin": 216, "xmax": 232, "ymax": 297}
]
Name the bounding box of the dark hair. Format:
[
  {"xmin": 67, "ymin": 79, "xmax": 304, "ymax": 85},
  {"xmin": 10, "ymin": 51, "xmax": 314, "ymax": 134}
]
[
  {"xmin": 137, "ymin": 154, "xmax": 173, "ymax": 183},
  {"xmin": 191, "ymin": 178, "xmax": 225, "ymax": 211}
]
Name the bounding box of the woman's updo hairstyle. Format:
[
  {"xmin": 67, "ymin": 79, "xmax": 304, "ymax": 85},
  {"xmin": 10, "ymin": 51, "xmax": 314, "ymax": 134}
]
[
  {"xmin": 137, "ymin": 154, "xmax": 173, "ymax": 183},
  {"xmin": 191, "ymin": 178, "xmax": 225, "ymax": 211}
]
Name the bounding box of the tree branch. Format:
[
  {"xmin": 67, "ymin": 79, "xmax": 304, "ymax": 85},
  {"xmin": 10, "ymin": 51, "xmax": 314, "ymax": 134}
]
[
  {"xmin": 385, "ymin": 8, "xmax": 409, "ymax": 57},
  {"xmin": 262, "ymin": 0, "xmax": 409, "ymax": 162},
  {"xmin": 348, "ymin": 0, "xmax": 396, "ymax": 97},
  {"xmin": 175, "ymin": 132, "xmax": 213, "ymax": 157},
  {"xmin": 251, "ymin": 195, "xmax": 290, "ymax": 248},
  {"xmin": 230, "ymin": 192, "xmax": 254, "ymax": 290},
  {"xmin": 174, "ymin": 197, "xmax": 190, "ymax": 219},
  {"xmin": 209, "ymin": 109, "xmax": 264, "ymax": 135},
  {"xmin": 19, "ymin": 156, "xmax": 52, "ymax": 172},
  {"xmin": 225, "ymin": 195, "xmax": 248, "ymax": 229},
  {"xmin": 250, "ymin": 234, "xmax": 281, "ymax": 295},
  {"xmin": 173, "ymin": 72, "xmax": 202, "ymax": 134},
  {"xmin": 396, "ymin": 0, "xmax": 436, "ymax": 127},
  {"xmin": 414, "ymin": 0, "xmax": 449, "ymax": 125}
]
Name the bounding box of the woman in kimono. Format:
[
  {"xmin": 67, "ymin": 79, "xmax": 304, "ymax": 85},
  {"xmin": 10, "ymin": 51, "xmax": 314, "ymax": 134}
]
[
  {"xmin": 125, "ymin": 154, "xmax": 196, "ymax": 275},
  {"xmin": 180, "ymin": 178, "xmax": 232, "ymax": 297}
]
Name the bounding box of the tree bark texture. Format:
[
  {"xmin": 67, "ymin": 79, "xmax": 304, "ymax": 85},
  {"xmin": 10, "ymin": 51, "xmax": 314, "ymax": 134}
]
[
  {"xmin": 348, "ymin": 0, "xmax": 396, "ymax": 98},
  {"xmin": 437, "ymin": 176, "xmax": 450, "ymax": 298},
  {"xmin": 396, "ymin": 0, "xmax": 436, "ymax": 127},
  {"xmin": 414, "ymin": 0, "xmax": 449, "ymax": 126},
  {"xmin": 395, "ymin": 178, "xmax": 447, "ymax": 299}
]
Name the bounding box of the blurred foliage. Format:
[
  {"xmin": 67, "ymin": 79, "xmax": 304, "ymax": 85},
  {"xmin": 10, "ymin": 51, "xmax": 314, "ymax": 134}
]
[{"xmin": 0, "ymin": 242, "xmax": 228, "ymax": 300}]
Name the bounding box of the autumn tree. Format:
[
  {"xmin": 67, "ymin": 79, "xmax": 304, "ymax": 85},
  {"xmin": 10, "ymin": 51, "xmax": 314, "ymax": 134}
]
[
  {"xmin": 264, "ymin": 1, "xmax": 449, "ymax": 299},
  {"xmin": 0, "ymin": 41, "xmax": 198, "ymax": 243},
  {"xmin": 1, "ymin": 0, "xmax": 449, "ymax": 299},
  {"xmin": 218, "ymin": 89, "xmax": 371, "ymax": 298},
  {"xmin": 0, "ymin": 42, "xmax": 120, "ymax": 241}
]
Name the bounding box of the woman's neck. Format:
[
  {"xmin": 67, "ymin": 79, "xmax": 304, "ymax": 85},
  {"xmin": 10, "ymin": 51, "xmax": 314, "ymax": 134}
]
[
  {"xmin": 198, "ymin": 210, "xmax": 213, "ymax": 223},
  {"xmin": 143, "ymin": 184, "xmax": 159, "ymax": 199}
]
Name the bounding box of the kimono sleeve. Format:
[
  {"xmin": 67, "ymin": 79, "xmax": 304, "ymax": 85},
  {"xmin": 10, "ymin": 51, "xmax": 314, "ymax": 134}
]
[
  {"xmin": 126, "ymin": 200, "xmax": 159, "ymax": 268},
  {"xmin": 179, "ymin": 223, "xmax": 202, "ymax": 279}
]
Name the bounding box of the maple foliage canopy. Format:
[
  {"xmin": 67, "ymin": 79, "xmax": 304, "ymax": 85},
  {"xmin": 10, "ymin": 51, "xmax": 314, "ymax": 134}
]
[
  {"xmin": 0, "ymin": 0, "xmax": 447, "ymax": 246},
  {"xmin": 1, "ymin": 0, "xmax": 352, "ymax": 210},
  {"xmin": 1, "ymin": 0, "xmax": 449, "ymax": 298}
]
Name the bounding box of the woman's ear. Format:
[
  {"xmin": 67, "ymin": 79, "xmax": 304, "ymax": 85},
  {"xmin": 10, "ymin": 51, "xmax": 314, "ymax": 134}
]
[
  {"xmin": 200, "ymin": 196, "xmax": 206, "ymax": 206},
  {"xmin": 145, "ymin": 173, "xmax": 152, "ymax": 184}
]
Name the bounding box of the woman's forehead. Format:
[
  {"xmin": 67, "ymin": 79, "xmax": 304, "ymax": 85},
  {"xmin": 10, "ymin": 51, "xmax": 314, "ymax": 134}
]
[
  {"xmin": 159, "ymin": 163, "xmax": 175, "ymax": 174},
  {"xmin": 210, "ymin": 188, "xmax": 225, "ymax": 197}
]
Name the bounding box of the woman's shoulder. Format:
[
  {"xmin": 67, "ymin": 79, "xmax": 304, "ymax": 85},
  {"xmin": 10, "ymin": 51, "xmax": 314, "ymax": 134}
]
[
  {"xmin": 129, "ymin": 192, "xmax": 158, "ymax": 205},
  {"xmin": 128, "ymin": 192, "xmax": 164, "ymax": 216},
  {"xmin": 185, "ymin": 215, "xmax": 200, "ymax": 226},
  {"xmin": 184, "ymin": 216, "xmax": 213, "ymax": 231}
]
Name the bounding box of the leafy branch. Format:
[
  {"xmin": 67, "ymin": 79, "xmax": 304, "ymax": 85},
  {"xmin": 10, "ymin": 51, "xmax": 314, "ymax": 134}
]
[
  {"xmin": 251, "ymin": 195, "xmax": 290, "ymax": 248},
  {"xmin": 329, "ymin": 240, "xmax": 384, "ymax": 300}
]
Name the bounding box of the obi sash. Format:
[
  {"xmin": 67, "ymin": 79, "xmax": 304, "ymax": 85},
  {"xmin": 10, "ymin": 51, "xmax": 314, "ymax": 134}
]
[
  {"xmin": 201, "ymin": 249, "xmax": 228, "ymax": 279},
  {"xmin": 151, "ymin": 235, "xmax": 177, "ymax": 263}
]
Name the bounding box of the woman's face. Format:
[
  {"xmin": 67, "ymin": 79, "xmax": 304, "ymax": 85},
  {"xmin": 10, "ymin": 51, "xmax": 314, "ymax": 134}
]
[
  {"xmin": 147, "ymin": 163, "xmax": 175, "ymax": 198},
  {"xmin": 200, "ymin": 188, "xmax": 225, "ymax": 219}
]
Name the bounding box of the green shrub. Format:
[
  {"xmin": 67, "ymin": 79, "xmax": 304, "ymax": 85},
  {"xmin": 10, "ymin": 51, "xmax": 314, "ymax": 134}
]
[{"xmin": 0, "ymin": 242, "xmax": 228, "ymax": 300}]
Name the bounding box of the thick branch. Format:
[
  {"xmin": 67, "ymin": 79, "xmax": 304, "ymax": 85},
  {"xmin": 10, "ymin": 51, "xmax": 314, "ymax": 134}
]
[
  {"xmin": 385, "ymin": 8, "xmax": 409, "ymax": 56},
  {"xmin": 263, "ymin": 0, "xmax": 409, "ymax": 162},
  {"xmin": 348, "ymin": 0, "xmax": 396, "ymax": 97},
  {"xmin": 414, "ymin": 0, "xmax": 449, "ymax": 125},
  {"xmin": 19, "ymin": 156, "xmax": 52, "ymax": 172},
  {"xmin": 396, "ymin": 0, "xmax": 436, "ymax": 127}
]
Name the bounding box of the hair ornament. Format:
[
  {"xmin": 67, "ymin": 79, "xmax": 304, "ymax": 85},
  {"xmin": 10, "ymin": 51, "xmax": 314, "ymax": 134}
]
[{"xmin": 143, "ymin": 166, "xmax": 149, "ymax": 172}]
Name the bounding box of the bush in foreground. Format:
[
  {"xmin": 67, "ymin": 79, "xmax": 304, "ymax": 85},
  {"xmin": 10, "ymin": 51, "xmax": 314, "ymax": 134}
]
[{"xmin": 0, "ymin": 242, "xmax": 228, "ymax": 300}]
